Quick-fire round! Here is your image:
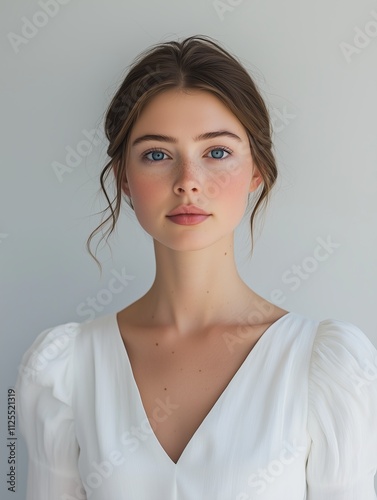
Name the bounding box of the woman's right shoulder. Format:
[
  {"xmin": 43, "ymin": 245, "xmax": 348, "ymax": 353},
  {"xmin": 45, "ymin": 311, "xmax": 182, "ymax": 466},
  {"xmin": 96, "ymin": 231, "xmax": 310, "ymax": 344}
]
[
  {"xmin": 16, "ymin": 320, "xmax": 82, "ymax": 392},
  {"xmin": 15, "ymin": 313, "xmax": 112, "ymax": 387}
]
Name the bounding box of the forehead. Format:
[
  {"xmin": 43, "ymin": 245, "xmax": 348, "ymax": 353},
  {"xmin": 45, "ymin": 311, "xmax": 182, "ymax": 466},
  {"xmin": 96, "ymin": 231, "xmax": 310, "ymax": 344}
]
[{"xmin": 130, "ymin": 88, "xmax": 246, "ymax": 138}]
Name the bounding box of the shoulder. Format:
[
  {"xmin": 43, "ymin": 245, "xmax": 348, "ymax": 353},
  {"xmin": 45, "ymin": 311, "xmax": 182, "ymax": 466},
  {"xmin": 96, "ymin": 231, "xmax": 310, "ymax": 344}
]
[
  {"xmin": 18, "ymin": 321, "xmax": 80, "ymax": 379},
  {"xmin": 315, "ymin": 317, "xmax": 374, "ymax": 345},
  {"xmin": 15, "ymin": 321, "xmax": 82, "ymax": 410},
  {"xmin": 306, "ymin": 318, "xmax": 377, "ymax": 487},
  {"xmin": 308, "ymin": 316, "xmax": 377, "ymax": 415},
  {"xmin": 310, "ymin": 317, "xmax": 377, "ymax": 383},
  {"xmin": 15, "ymin": 313, "xmax": 116, "ymax": 397}
]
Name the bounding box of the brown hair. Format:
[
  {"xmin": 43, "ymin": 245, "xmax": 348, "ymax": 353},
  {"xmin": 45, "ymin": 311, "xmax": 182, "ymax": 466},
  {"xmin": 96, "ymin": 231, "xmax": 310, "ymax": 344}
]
[{"xmin": 87, "ymin": 34, "xmax": 278, "ymax": 271}]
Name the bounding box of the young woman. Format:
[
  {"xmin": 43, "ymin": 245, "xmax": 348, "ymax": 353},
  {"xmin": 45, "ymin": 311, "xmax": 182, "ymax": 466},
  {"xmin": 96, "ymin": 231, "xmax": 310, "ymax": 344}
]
[{"xmin": 16, "ymin": 35, "xmax": 377, "ymax": 499}]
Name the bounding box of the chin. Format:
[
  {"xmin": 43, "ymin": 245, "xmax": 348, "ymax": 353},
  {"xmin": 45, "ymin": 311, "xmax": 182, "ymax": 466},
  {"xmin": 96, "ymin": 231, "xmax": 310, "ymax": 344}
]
[{"xmin": 153, "ymin": 231, "xmax": 234, "ymax": 253}]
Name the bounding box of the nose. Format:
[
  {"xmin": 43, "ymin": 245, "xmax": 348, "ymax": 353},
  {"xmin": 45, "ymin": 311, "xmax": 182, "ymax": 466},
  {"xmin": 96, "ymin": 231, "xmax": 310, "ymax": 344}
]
[{"xmin": 172, "ymin": 159, "xmax": 202, "ymax": 195}]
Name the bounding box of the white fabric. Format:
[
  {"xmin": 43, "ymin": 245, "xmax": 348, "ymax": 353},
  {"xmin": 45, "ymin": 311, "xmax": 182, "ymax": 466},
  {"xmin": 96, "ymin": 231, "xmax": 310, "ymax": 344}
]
[{"xmin": 15, "ymin": 311, "xmax": 377, "ymax": 499}]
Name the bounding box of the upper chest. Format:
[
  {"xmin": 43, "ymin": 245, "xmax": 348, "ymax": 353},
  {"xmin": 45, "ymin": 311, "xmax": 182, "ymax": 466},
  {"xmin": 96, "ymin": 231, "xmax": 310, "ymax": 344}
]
[{"xmin": 118, "ymin": 322, "xmax": 273, "ymax": 464}]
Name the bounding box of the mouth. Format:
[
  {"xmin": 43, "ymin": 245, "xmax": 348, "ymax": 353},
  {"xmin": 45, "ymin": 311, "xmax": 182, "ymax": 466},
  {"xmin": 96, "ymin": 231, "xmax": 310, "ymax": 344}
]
[
  {"xmin": 167, "ymin": 213, "xmax": 207, "ymax": 216},
  {"xmin": 166, "ymin": 205, "xmax": 211, "ymax": 217},
  {"xmin": 166, "ymin": 213, "xmax": 211, "ymax": 225}
]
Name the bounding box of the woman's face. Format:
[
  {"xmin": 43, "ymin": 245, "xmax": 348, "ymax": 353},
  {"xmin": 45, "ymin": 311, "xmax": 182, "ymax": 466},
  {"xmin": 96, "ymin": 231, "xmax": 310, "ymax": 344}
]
[{"xmin": 122, "ymin": 88, "xmax": 262, "ymax": 251}]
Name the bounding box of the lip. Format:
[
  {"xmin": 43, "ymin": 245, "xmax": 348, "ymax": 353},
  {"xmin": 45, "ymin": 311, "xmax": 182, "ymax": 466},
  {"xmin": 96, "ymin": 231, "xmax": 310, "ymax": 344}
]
[
  {"xmin": 166, "ymin": 204, "xmax": 210, "ymax": 216},
  {"xmin": 167, "ymin": 214, "xmax": 210, "ymax": 225}
]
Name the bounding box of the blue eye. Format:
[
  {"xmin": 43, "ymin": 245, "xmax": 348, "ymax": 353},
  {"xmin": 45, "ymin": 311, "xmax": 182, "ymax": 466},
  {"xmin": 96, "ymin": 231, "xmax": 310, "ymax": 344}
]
[
  {"xmin": 143, "ymin": 149, "xmax": 167, "ymax": 162},
  {"xmin": 141, "ymin": 146, "xmax": 232, "ymax": 163},
  {"xmin": 208, "ymin": 147, "xmax": 231, "ymax": 159}
]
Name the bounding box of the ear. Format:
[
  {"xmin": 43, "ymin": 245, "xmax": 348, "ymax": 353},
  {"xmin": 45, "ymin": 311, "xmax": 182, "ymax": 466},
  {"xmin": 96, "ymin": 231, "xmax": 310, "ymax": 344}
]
[
  {"xmin": 112, "ymin": 162, "xmax": 131, "ymax": 197},
  {"xmin": 248, "ymin": 167, "xmax": 263, "ymax": 193}
]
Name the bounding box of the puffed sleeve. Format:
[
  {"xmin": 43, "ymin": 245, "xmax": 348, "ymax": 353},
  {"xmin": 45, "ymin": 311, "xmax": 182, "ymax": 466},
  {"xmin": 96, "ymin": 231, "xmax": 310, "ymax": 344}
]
[
  {"xmin": 15, "ymin": 322, "xmax": 86, "ymax": 500},
  {"xmin": 306, "ymin": 319, "xmax": 377, "ymax": 499}
]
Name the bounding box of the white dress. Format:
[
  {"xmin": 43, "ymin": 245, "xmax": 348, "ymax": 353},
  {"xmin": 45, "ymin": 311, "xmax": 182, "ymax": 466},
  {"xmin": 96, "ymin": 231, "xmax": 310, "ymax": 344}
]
[{"xmin": 15, "ymin": 311, "xmax": 377, "ymax": 500}]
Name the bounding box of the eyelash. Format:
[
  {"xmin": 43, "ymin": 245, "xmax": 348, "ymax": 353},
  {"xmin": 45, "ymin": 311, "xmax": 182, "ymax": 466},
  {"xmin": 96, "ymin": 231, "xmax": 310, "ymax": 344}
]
[{"xmin": 141, "ymin": 146, "xmax": 233, "ymax": 163}]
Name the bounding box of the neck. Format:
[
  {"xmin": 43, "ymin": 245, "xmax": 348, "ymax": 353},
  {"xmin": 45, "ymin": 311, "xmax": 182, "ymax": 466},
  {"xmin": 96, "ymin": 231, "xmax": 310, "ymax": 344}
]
[{"xmin": 137, "ymin": 233, "xmax": 263, "ymax": 336}]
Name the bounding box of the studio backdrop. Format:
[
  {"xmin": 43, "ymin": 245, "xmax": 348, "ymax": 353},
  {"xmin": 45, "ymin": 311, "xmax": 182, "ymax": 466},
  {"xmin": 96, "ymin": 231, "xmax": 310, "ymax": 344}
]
[{"xmin": 1, "ymin": 0, "xmax": 376, "ymax": 497}]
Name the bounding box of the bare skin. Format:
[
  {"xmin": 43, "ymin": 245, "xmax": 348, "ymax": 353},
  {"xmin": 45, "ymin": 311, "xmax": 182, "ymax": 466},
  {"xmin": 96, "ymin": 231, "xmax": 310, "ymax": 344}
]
[{"xmin": 115, "ymin": 88, "xmax": 289, "ymax": 464}]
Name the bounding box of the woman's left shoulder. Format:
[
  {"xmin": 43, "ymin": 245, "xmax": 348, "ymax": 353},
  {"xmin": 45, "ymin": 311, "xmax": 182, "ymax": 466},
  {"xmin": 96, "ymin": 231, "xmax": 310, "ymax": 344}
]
[
  {"xmin": 311, "ymin": 317, "xmax": 377, "ymax": 381},
  {"xmin": 306, "ymin": 317, "xmax": 377, "ymax": 493}
]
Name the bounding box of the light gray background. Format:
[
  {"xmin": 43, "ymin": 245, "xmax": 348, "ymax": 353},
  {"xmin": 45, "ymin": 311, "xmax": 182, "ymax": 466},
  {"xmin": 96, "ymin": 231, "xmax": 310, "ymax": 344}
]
[{"xmin": 1, "ymin": 0, "xmax": 376, "ymax": 497}]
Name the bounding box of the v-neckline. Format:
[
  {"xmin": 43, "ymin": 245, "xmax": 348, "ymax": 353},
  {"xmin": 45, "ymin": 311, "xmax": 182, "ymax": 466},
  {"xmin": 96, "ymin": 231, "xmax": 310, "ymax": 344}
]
[{"xmin": 112, "ymin": 311, "xmax": 293, "ymax": 467}]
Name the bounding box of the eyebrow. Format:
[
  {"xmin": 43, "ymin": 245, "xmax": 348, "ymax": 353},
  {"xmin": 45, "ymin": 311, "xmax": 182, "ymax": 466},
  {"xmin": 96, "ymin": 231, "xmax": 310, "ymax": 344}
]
[{"xmin": 131, "ymin": 130, "xmax": 242, "ymax": 147}]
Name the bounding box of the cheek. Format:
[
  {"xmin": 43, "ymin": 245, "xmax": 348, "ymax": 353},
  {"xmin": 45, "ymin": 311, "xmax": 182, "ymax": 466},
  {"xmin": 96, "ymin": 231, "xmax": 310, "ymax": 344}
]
[
  {"xmin": 128, "ymin": 175, "xmax": 162, "ymax": 204},
  {"xmin": 229, "ymin": 175, "xmax": 253, "ymax": 221},
  {"xmin": 212, "ymin": 169, "xmax": 251, "ymax": 208},
  {"xmin": 127, "ymin": 175, "xmax": 166, "ymax": 226}
]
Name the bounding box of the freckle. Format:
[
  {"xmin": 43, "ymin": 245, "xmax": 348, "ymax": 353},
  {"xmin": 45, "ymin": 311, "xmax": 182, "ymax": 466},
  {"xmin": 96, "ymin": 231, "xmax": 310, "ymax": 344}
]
[
  {"xmin": 171, "ymin": 351, "xmax": 175, "ymax": 354},
  {"xmin": 199, "ymin": 369, "xmax": 202, "ymax": 372},
  {"xmin": 206, "ymin": 290, "xmax": 209, "ymax": 294},
  {"xmin": 164, "ymin": 387, "xmax": 167, "ymax": 391},
  {"xmin": 225, "ymin": 252, "xmax": 227, "ymax": 255},
  {"xmin": 155, "ymin": 342, "xmax": 159, "ymax": 346}
]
